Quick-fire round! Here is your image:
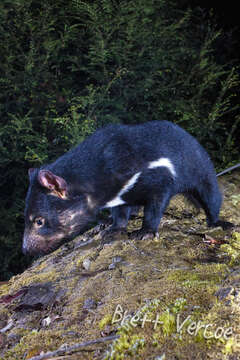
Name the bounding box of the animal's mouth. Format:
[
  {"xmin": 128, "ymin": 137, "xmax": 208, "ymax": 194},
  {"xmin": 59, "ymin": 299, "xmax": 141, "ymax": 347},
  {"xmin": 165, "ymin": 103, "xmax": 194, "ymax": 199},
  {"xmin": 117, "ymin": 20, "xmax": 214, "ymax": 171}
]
[
  {"xmin": 22, "ymin": 230, "xmax": 66, "ymax": 256},
  {"xmin": 22, "ymin": 216, "xmax": 97, "ymax": 256}
]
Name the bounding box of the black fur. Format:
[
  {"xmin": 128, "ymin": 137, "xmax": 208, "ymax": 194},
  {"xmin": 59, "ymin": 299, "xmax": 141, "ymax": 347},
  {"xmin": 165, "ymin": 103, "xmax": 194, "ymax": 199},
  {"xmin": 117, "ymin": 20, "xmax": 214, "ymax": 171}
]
[{"xmin": 23, "ymin": 121, "xmax": 225, "ymax": 255}]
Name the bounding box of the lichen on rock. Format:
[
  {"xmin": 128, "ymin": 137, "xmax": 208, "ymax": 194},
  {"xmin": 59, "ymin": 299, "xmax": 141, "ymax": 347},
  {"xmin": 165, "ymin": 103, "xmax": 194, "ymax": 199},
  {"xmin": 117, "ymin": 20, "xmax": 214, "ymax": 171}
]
[{"xmin": 0, "ymin": 172, "xmax": 240, "ymax": 359}]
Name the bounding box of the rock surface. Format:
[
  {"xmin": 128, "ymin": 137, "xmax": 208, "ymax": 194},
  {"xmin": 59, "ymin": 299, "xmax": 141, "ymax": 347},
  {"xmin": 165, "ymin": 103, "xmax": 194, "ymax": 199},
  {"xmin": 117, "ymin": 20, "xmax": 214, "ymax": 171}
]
[{"xmin": 0, "ymin": 172, "xmax": 240, "ymax": 360}]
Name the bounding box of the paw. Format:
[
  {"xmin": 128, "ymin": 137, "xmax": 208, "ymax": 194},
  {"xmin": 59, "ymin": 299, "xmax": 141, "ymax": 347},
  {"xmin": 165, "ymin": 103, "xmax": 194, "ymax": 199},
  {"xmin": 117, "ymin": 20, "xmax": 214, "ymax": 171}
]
[
  {"xmin": 213, "ymin": 220, "xmax": 235, "ymax": 230},
  {"xmin": 130, "ymin": 229, "xmax": 159, "ymax": 241}
]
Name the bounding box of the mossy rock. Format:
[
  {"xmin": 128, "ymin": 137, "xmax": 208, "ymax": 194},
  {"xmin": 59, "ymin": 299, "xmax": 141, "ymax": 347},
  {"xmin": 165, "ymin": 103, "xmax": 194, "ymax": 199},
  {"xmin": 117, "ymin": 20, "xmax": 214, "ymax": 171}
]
[{"xmin": 0, "ymin": 173, "xmax": 240, "ymax": 359}]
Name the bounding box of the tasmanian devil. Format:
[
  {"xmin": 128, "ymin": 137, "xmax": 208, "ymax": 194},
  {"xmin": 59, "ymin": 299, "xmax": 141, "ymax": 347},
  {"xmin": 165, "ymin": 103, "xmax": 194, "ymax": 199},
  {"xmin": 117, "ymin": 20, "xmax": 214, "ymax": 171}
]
[{"xmin": 23, "ymin": 120, "xmax": 231, "ymax": 255}]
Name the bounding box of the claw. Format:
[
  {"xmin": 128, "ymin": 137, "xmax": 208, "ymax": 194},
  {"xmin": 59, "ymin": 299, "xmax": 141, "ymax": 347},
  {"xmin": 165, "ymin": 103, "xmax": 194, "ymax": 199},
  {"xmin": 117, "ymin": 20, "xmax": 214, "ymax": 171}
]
[
  {"xmin": 130, "ymin": 229, "xmax": 159, "ymax": 241},
  {"xmin": 213, "ymin": 220, "xmax": 235, "ymax": 230}
]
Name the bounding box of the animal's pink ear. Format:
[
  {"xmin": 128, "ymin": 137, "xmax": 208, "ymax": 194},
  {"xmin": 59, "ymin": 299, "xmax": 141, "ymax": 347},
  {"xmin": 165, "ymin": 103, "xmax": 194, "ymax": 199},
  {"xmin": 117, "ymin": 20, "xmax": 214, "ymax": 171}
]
[{"xmin": 38, "ymin": 170, "xmax": 68, "ymax": 199}]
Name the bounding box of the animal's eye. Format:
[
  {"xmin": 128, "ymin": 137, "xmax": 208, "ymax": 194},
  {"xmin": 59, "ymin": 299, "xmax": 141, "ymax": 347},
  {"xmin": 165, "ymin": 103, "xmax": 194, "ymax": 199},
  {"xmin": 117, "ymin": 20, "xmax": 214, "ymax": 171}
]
[{"xmin": 34, "ymin": 217, "xmax": 45, "ymax": 227}]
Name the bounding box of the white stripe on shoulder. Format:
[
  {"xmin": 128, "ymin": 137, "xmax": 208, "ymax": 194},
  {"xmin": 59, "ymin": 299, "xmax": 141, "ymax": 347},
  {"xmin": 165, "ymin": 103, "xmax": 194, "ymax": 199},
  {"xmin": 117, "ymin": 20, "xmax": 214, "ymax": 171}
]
[
  {"xmin": 118, "ymin": 172, "xmax": 141, "ymax": 197},
  {"xmin": 104, "ymin": 172, "xmax": 141, "ymax": 208},
  {"xmin": 105, "ymin": 196, "xmax": 125, "ymax": 208},
  {"xmin": 148, "ymin": 157, "xmax": 176, "ymax": 177}
]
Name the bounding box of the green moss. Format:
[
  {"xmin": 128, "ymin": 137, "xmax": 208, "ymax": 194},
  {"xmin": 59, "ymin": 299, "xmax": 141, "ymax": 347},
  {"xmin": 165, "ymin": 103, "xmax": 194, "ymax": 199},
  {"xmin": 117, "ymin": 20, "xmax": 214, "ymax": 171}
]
[
  {"xmin": 223, "ymin": 337, "xmax": 235, "ymax": 355},
  {"xmin": 2, "ymin": 188, "xmax": 239, "ymax": 360},
  {"xmin": 99, "ymin": 314, "xmax": 113, "ymax": 330},
  {"xmin": 0, "ymin": 283, "xmax": 10, "ymax": 296},
  {"xmin": 104, "ymin": 298, "xmax": 190, "ymax": 359},
  {"xmin": 105, "ymin": 334, "xmax": 145, "ymax": 360},
  {"xmin": 221, "ymin": 232, "xmax": 240, "ymax": 265},
  {"xmin": 194, "ymin": 263, "xmax": 229, "ymax": 274},
  {"xmin": 231, "ymin": 194, "xmax": 240, "ymax": 206},
  {"xmin": 9, "ymin": 270, "xmax": 58, "ymax": 291},
  {"xmin": 3, "ymin": 329, "xmax": 70, "ymax": 360}
]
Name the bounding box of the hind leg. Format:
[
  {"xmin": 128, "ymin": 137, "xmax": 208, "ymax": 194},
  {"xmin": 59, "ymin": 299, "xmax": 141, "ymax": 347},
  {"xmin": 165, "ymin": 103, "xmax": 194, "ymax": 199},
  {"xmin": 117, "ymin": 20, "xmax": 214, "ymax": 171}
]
[
  {"xmin": 192, "ymin": 183, "xmax": 221, "ymax": 227},
  {"xmin": 192, "ymin": 182, "xmax": 233, "ymax": 229}
]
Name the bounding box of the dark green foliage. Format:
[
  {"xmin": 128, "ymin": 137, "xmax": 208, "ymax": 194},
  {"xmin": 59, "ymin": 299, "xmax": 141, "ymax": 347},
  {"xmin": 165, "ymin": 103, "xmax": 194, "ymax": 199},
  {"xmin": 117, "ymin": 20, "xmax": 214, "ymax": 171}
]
[{"xmin": 0, "ymin": 0, "xmax": 239, "ymax": 279}]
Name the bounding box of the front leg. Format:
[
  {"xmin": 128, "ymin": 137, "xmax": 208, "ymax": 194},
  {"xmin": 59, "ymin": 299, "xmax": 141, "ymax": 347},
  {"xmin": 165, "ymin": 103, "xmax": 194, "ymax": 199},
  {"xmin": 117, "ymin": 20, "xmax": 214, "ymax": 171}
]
[
  {"xmin": 132, "ymin": 191, "xmax": 172, "ymax": 240},
  {"xmin": 99, "ymin": 205, "xmax": 131, "ymax": 240},
  {"xmin": 111, "ymin": 205, "xmax": 131, "ymax": 230}
]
